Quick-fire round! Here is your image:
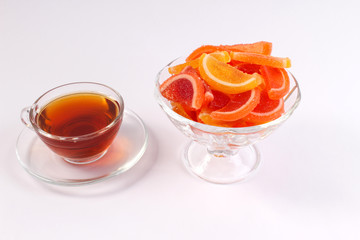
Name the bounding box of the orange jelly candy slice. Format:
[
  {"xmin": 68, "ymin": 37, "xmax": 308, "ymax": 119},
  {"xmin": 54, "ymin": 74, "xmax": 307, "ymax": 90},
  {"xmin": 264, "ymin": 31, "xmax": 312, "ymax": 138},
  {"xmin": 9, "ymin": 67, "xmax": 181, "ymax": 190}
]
[
  {"xmin": 198, "ymin": 110, "xmax": 253, "ymax": 128},
  {"xmin": 186, "ymin": 41, "xmax": 272, "ymax": 61},
  {"xmin": 199, "ymin": 54, "xmax": 263, "ymax": 94},
  {"xmin": 160, "ymin": 71, "xmax": 205, "ymax": 110},
  {"xmin": 230, "ymin": 61, "xmax": 261, "ymax": 74},
  {"xmin": 224, "ymin": 41, "xmax": 272, "ymax": 55},
  {"xmin": 231, "ymin": 52, "xmax": 291, "ymax": 68},
  {"xmin": 206, "ymin": 90, "xmax": 230, "ymax": 111},
  {"xmin": 211, "ymin": 88, "xmax": 261, "ymax": 122},
  {"xmin": 260, "ymin": 66, "xmax": 290, "ymax": 100},
  {"xmin": 171, "ymin": 102, "xmax": 197, "ymax": 121},
  {"xmin": 168, "ymin": 51, "xmax": 231, "ymax": 75},
  {"xmin": 198, "ymin": 110, "xmax": 234, "ymax": 127},
  {"xmin": 243, "ymin": 91, "xmax": 284, "ymax": 124}
]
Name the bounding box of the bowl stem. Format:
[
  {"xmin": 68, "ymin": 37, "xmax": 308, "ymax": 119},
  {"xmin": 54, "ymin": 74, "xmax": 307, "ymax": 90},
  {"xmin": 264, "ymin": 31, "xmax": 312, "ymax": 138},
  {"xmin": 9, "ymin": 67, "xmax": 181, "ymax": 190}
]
[{"xmin": 183, "ymin": 141, "xmax": 261, "ymax": 184}]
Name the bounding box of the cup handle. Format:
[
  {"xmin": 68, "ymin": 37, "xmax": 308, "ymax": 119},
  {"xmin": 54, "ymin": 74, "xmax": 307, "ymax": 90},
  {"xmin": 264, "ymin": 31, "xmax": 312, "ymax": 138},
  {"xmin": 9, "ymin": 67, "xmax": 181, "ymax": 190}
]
[{"xmin": 21, "ymin": 106, "xmax": 33, "ymax": 129}]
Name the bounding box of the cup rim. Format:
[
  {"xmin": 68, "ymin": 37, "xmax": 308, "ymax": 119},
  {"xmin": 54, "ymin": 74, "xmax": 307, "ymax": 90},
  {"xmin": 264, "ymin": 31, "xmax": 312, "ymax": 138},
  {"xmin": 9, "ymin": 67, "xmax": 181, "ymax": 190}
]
[
  {"xmin": 154, "ymin": 57, "xmax": 301, "ymax": 134},
  {"xmin": 29, "ymin": 81, "xmax": 124, "ymax": 141}
]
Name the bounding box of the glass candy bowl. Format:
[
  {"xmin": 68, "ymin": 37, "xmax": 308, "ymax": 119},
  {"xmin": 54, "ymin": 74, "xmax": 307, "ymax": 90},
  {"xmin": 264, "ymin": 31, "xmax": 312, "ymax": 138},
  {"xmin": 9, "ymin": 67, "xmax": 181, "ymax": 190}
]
[{"xmin": 155, "ymin": 57, "xmax": 301, "ymax": 184}]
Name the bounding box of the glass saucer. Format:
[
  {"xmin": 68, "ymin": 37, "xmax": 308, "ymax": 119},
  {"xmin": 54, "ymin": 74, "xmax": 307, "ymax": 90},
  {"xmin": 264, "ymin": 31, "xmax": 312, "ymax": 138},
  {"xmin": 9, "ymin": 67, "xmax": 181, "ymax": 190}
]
[{"xmin": 16, "ymin": 109, "xmax": 148, "ymax": 186}]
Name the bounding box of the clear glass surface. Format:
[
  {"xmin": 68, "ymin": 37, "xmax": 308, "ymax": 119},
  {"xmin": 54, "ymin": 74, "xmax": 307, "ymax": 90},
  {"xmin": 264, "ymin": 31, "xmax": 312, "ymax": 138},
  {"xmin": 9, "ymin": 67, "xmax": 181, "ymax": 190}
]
[
  {"xmin": 16, "ymin": 109, "xmax": 148, "ymax": 186},
  {"xmin": 155, "ymin": 57, "xmax": 301, "ymax": 184}
]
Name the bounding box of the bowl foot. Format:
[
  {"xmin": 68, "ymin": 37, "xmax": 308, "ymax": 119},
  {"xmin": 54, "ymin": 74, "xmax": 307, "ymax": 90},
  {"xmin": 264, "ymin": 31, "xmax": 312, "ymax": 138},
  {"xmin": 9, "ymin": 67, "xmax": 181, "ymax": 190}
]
[{"xmin": 183, "ymin": 141, "xmax": 261, "ymax": 184}]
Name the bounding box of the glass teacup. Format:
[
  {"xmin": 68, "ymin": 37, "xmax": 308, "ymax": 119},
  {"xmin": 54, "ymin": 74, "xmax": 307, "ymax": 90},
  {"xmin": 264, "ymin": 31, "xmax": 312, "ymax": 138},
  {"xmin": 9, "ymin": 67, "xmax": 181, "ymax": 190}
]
[{"xmin": 20, "ymin": 82, "xmax": 124, "ymax": 164}]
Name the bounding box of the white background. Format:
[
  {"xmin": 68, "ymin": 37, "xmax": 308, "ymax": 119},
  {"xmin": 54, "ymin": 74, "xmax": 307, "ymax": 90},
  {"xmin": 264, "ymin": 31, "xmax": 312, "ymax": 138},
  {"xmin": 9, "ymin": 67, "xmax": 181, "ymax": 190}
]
[{"xmin": 1, "ymin": 0, "xmax": 359, "ymax": 239}]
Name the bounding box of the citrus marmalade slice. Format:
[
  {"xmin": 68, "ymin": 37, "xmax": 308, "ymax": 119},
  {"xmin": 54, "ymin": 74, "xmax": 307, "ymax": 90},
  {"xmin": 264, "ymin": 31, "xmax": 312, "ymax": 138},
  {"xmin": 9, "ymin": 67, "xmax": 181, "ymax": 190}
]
[
  {"xmin": 243, "ymin": 91, "xmax": 284, "ymax": 124},
  {"xmin": 231, "ymin": 52, "xmax": 291, "ymax": 68},
  {"xmin": 198, "ymin": 110, "xmax": 239, "ymax": 127},
  {"xmin": 198, "ymin": 111, "xmax": 252, "ymax": 128},
  {"xmin": 186, "ymin": 45, "xmax": 219, "ymax": 62},
  {"xmin": 206, "ymin": 90, "xmax": 230, "ymax": 111},
  {"xmin": 230, "ymin": 61, "xmax": 261, "ymax": 74},
  {"xmin": 260, "ymin": 66, "xmax": 290, "ymax": 100},
  {"xmin": 168, "ymin": 60, "xmax": 199, "ymax": 75},
  {"xmin": 186, "ymin": 41, "xmax": 272, "ymax": 61},
  {"xmin": 198, "ymin": 54, "xmax": 263, "ymax": 94},
  {"xmin": 202, "ymin": 83, "xmax": 214, "ymax": 107},
  {"xmin": 160, "ymin": 71, "xmax": 205, "ymax": 110},
  {"xmin": 171, "ymin": 102, "xmax": 197, "ymax": 121},
  {"xmin": 168, "ymin": 51, "xmax": 231, "ymax": 75},
  {"xmin": 224, "ymin": 41, "xmax": 272, "ymax": 56},
  {"xmin": 181, "ymin": 66, "xmax": 215, "ymax": 105},
  {"xmin": 211, "ymin": 88, "xmax": 261, "ymax": 121}
]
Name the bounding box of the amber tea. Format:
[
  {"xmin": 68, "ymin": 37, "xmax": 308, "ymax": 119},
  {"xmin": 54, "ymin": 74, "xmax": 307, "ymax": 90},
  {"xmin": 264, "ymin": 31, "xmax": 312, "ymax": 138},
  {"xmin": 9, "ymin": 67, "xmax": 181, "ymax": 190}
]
[{"xmin": 35, "ymin": 92, "xmax": 122, "ymax": 162}]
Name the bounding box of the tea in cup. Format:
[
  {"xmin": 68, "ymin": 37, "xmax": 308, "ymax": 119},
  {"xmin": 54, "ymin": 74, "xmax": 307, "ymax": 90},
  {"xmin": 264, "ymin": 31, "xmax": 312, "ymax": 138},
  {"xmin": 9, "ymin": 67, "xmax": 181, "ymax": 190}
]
[{"xmin": 21, "ymin": 82, "xmax": 124, "ymax": 164}]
